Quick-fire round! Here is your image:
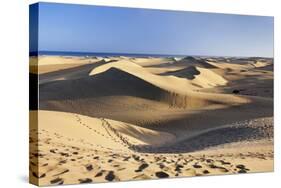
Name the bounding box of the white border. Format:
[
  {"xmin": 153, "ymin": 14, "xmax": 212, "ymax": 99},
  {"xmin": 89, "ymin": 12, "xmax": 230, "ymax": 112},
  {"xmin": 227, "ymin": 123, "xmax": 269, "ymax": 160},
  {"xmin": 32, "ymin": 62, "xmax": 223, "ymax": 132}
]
[{"xmin": 0, "ymin": 0, "xmax": 280, "ymax": 188}]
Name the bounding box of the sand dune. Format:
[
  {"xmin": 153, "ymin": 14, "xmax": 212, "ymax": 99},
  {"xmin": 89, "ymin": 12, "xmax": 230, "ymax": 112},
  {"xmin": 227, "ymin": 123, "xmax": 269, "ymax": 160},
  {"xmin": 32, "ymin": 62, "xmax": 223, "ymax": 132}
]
[
  {"xmin": 161, "ymin": 66, "xmax": 227, "ymax": 88},
  {"xmin": 180, "ymin": 56, "xmax": 218, "ymax": 68},
  {"xmin": 206, "ymin": 60, "xmax": 254, "ymax": 71},
  {"xmin": 140, "ymin": 56, "xmax": 217, "ymax": 69},
  {"xmin": 39, "ymin": 59, "xmax": 110, "ymax": 84},
  {"xmin": 191, "ymin": 66, "xmax": 227, "ymax": 88},
  {"xmin": 88, "ymin": 60, "xmax": 246, "ymax": 105},
  {"xmin": 36, "ymin": 110, "xmax": 175, "ymax": 149},
  {"xmin": 252, "ymin": 61, "xmax": 272, "ymax": 68},
  {"xmin": 39, "ymin": 58, "xmax": 272, "ymax": 144},
  {"xmin": 89, "ymin": 60, "xmax": 199, "ymax": 92},
  {"xmin": 255, "ymin": 64, "xmax": 273, "ymax": 71},
  {"xmin": 31, "ymin": 55, "xmax": 274, "ymax": 186},
  {"xmin": 130, "ymin": 57, "xmax": 174, "ymax": 67},
  {"xmin": 36, "ymin": 56, "xmax": 97, "ymax": 66},
  {"xmin": 200, "ymin": 59, "xmax": 273, "ymax": 98},
  {"xmin": 39, "ymin": 63, "xmax": 252, "ymax": 128},
  {"xmin": 30, "ymin": 56, "xmax": 101, "ymax": 74},
  {"xmin": 160, "ymin": 66, "xmax": 201, "ymax": 79}
]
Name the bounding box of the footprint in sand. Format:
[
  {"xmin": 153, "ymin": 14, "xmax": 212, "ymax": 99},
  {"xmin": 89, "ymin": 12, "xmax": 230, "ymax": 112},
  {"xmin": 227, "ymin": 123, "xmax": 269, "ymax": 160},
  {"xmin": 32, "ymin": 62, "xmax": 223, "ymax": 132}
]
[
  {"xmin": 133, "ymin": 174, "xmax": 150, "ymax": 180},
  {"xmin": 117, "ymin": 167, "xmax": 126, "ymax": 171},
  {"xmin": 158, "ymin": 163, "xmax": 165, "ymax": 169},
  {"xmin": 58, "ymin": 160, "xmax": 67, "ymax": 165},
  {"xmin": 32, "ymin": 172, "xmax": 46, "ymax": 179},
  {"xmin": 238, "ymin": 169, "xmax": 248, "ymax": 173},
  {"xmin": 85, "ymin": 164, "xmax": 93, "ymax": 171},
  {"xmin": 53, "ymin": 169, "xmax": 69, "ymax": 176},
  {"xmin": 42, "ymin": 163, "xmax": 48, "ymax": 167},
  {"xmin": 135, "ymin": 163, "xmax": 149, "ymax": 172},
  {"xmin": 175, "ymin": 164, "xmax": 184, "ymax": 172},
  {"xmin": 95, "ymin": 171, "xmax": 104, "ymax": 177},
  {"xmin": 78, "ymin": 178, "xmax": 93, "ymax": 183},
  {"xmin": 50, "ymin": 177, "xmax": 64, "ymax": 185},
  {"xmin": 105, "ymin": 171, "xmax": 116, "ymax": 181},
  {"xmin": 203, "ymin": 170, "xmax": 210, "ymax": 174},
  {"xmin": 219, "ymin": 160, "xmax": 231, "ymax": 165},
  {"xmin": 123, "ymin": 156, "xmax": 131, "ymax": 161},
  {"xmin": 193, "ymin": 164, "xmax": 202, "ymax": 168},
  {"xmin": 59, "ymin": 152, "xmax": 70, "ymax": 157},
  {"xmin": 155, "ymin": 171, "xmax": 169, "ymax": 178},
  {"xmin": 236, "ymin": 164, "xmax": 249, "ymax": 173}
]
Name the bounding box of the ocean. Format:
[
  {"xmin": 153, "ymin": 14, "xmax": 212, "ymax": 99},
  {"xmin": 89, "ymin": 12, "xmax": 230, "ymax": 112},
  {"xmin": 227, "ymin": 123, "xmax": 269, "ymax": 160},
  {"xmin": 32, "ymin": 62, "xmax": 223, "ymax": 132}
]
[{"xmin": 29, "ymin": 51, "xmax": 187, "ymax": 58}]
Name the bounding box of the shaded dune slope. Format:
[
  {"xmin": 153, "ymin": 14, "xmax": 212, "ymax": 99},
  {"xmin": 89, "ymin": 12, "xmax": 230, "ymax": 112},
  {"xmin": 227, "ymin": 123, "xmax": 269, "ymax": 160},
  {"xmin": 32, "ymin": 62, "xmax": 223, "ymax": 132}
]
[
  {"xmin": 136, "ymin": 117, "xmax": 273, "ymax": 153},
  {"xmin": 40, "ymin": 67, "xmax": 213, "ymax": 109},
  {"xmin": 160, "ymin": 66, "xmax": 201, "ymax": 79},
  {"xmin": 160, "ymin": 66, "xmax": 227, "ymax": 88}
]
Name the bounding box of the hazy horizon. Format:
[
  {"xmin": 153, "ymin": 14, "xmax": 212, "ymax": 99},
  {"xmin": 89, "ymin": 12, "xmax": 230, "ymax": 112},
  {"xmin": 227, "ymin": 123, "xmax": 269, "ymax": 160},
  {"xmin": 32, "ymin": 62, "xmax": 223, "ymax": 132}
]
[
  {"xmin": 30, "ymin": 2, "xmax": 274, "ymax": 58},
  {"xmin": 31, "ymin": 50, "xmax": 273, "ymax": 58}
]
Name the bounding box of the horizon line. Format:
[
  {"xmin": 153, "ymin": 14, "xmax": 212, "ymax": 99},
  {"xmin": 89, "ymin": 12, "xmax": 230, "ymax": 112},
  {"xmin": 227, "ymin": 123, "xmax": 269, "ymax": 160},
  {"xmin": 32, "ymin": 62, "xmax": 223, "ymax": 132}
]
[{"xmin": 30, "ymin": 50, "xmax": 274, "ymax": 58}]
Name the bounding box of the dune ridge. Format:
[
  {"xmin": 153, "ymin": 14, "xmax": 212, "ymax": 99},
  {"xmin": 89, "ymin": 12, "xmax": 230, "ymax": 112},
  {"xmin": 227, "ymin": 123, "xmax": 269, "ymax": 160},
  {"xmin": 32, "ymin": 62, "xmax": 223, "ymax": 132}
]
[{"xmin": 89, "ymin": 60, "xmax": 246, "ymax": 105}]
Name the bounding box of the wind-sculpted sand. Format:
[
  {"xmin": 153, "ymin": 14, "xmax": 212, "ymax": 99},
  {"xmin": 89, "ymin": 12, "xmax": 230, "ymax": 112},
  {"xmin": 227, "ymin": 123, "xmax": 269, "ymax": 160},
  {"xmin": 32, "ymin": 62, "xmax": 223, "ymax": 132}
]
[
  {"xmin": 30, "ymin": 55, "xmax": 274, "ymax": 185},
  {"xmin": 30, "ymin": 56, "xmax": 101, "ymax": 74}
]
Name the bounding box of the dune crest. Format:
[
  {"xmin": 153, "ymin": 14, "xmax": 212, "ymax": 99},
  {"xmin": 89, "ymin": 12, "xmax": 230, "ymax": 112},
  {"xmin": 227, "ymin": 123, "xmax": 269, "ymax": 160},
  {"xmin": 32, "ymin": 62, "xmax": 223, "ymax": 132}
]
[
  {"xmin": 193, "ymin": 67, "xmax": 228, "ymax": 88},
  {"xmin": 88, "ymin": 59, "xmax": 248, "ymax": 106},
  {"xmin": 89, "ymin": 60, "xmax": 198, "ymax": 92},
  {"xmin": 161, "ymin": 66, "xmax": 227, "ymax": 88}
]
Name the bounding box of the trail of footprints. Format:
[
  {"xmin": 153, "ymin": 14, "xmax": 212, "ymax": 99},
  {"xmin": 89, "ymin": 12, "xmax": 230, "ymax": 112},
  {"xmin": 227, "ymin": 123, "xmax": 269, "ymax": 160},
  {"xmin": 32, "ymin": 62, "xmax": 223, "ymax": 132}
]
[
  {"xmin": 73, "ymin": 114, "xmax": 135, "ymax": 151},
  {"xmin": 67, "ymin": 99, "xmax": 138, "ymax": 150},
  {"xmin": 30, "ymin": 113, "xmax": 140, "ymax": 185},
  {"xmin": 29, "ymin": 115, "xmax": 274, "ymax": 185}
]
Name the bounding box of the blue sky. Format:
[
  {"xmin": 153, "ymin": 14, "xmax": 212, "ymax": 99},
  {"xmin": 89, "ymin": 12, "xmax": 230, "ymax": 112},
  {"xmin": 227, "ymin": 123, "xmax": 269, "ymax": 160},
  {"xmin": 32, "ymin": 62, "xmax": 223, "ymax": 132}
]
[{"xmin": 32, "ymin": 2, "xmax": 274, "ymax": 57}]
